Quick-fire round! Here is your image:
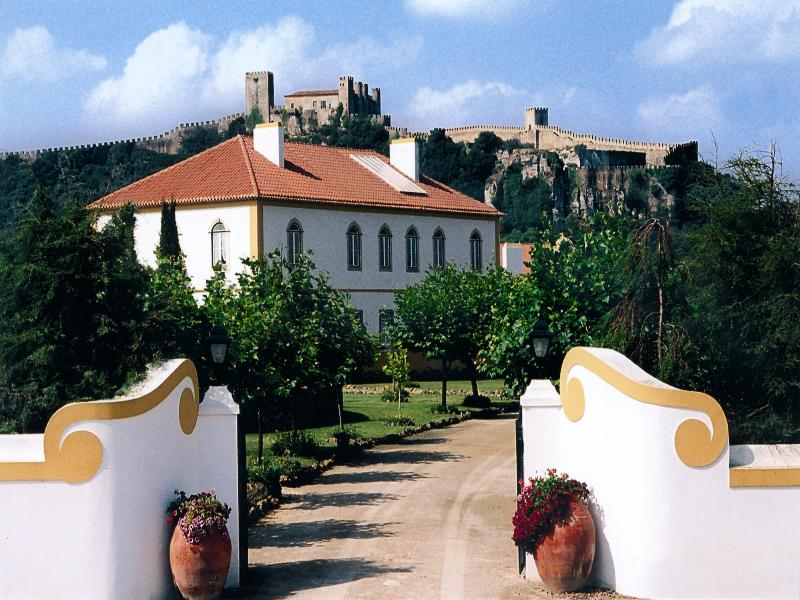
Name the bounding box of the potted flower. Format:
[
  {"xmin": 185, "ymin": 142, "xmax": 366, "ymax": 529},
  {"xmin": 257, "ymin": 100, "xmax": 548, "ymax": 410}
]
[
  {"xmin": 167, "ymin": 489, "xmax": 232, "ymax": 600},
  {"xmin": 512, "ymin": 469, "xmax": 596, "ymax": 593}
]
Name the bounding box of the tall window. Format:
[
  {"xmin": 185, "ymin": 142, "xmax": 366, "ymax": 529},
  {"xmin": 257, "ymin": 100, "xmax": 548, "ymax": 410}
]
[
  {"xmin": 432, "ymin": 228, "xmax": 446, "ymax": 268},
  {"xmin": 347, "ymin": 223, "xmax": 362, "ymax": 270},
  {"xmin": 405, "ymin": 227, "xmax": 419, "ymax": 272},
  {"xmin": 470, "ymin": 230, "xmax": 482, "ymax": 271},
  {"xmin": 287, "ymin": 219, "xmax": 303, "ymax": 265},
  {"xmin": 379, "ymin": 309, "xmax": 395, "ymax": 346},
  {"xmin": 211, "ymin": 221, "xmax": 229, "ymax": 266},
  {"xmin": 378, "ymin": 224, "xmax": 392, "ymax": 271}
]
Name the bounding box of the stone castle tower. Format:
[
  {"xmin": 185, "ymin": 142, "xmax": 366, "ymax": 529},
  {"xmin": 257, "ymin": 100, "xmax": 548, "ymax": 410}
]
[{"xmin": 245, "ymin": 71, "xmax": 274, "ymax": 121}]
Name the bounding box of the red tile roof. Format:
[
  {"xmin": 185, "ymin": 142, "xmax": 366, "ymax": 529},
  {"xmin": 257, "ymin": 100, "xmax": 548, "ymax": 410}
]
[
  {"xmin": 89, "ymin": 136, "xmax": 502, "ymax": 218},
  {"xmin": 285, "ymin": 89, "xmax": 338, "ymax": 97}
]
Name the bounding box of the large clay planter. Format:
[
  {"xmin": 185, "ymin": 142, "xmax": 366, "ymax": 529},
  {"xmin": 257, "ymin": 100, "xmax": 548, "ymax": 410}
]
[
  {"xmin": 169, "ymin": 526, "xmax": 231, "ymax": 600},
  {"xmin": 533, "ymin": 496, "xmax": 596, "ymax": 593}
]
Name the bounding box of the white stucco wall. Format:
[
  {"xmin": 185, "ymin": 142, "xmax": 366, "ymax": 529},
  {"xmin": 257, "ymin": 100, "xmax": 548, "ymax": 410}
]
[
  {"xmin": 99, "ymin": 203, "xmax": 253, "ymax": 291},
  {"xmin": 262, "ymin": 203, "xmax": 497, "ymax": 332},
  {"xmin": 521, "ymin": 348, "xmax": 800, "ymax": 600},
  {"xmin": 0, "ymin": 360, "xmax": 240, "ymax": 599}
]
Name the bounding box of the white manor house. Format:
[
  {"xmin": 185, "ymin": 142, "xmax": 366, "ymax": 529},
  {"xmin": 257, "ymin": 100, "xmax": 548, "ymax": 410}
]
[{"xmin": 92, "ymin": 124, "xmax": 501, "ymax": 332}]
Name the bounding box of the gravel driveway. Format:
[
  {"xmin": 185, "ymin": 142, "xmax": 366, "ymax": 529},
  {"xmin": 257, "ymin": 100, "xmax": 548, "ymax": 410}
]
[{"xmin": 241, "ymin": 416, "xmax": 626, "ymax": 600}]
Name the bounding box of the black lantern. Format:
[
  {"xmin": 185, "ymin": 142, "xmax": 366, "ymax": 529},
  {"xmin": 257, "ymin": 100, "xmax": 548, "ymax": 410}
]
[
  {"xmin": 206, "ymin": 325, "xmax": 231, "ymax": 365},
  {"xmin": 532, "ymin": 319, "xmax": 553, "ymax": 359}
]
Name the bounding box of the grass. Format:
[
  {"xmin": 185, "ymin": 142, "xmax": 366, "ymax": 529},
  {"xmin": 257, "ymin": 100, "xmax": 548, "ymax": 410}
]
[{"xmin": 246, "ymin": 379, "xmax": 510, "ymax": 467}]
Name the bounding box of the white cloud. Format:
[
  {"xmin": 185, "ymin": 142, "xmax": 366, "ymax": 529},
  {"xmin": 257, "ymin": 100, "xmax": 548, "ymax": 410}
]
[
  {"xmin": 407, "ymin": 79, "xmax": 524, "ymax": 128},
  {"xmin": 636, "ymin": 87, "xmax": 722, "ymax": 140},
  {"xmin": 83, "ymin": 17, "xmax": 422, "ymax": 135},
  {"xmin": 405, "ymin": 0, "xmax": 523, "ymax": 18},
  {"xmin": 637, "ymin": 0, "xmax": 800, "ymax": 65},
  {"xmin": 0, "ymin": 26, "xmax": 106, "ymax": 83}
]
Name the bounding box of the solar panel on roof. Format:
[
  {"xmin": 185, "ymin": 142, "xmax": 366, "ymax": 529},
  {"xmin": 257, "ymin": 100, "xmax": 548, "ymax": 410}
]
[{"xmin": 349, "ymin": 154, "xmax": 427, "ymax": 195}]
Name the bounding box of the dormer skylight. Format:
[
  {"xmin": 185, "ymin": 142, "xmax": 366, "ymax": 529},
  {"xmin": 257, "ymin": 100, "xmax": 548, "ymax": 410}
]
[{"xmin": 350, "ymin": 154, "xmax": 427, "ymax": 195}]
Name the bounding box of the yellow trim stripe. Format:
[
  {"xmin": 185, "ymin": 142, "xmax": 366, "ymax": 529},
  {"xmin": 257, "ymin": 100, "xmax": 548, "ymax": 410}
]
[
  {"xmin": 249, "ymin": 200, "xmax": 263, "ymax": 259},
  {"xmin": 0, "ymin": 360, "xmax": 199, "ymax": 484}
]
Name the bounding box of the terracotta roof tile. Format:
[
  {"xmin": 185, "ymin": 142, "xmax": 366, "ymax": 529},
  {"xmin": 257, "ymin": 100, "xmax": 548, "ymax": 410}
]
[
  {"xmin": 285, "ymin": 89, "xmax": 338, "ymax": 97},
  {"xmin": 89, "ymin": 136, "xmax": 502, "ymax": 218}
]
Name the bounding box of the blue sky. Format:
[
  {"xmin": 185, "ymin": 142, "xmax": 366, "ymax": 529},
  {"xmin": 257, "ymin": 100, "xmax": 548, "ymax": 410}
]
[{"xmin": 1, "ymin": 0, "xmax": 799, "ymax": 176}]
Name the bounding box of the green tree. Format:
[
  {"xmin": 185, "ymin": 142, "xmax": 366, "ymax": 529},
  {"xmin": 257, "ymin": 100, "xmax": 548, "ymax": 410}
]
[
  {"xmin": 157, "ymin": 199, "xmax": 181, "ymax": 260},
  {"xmin": 382, "ymin": 343, "xmax": 411, "ymax": 415},
  {"xmin": 394, "ymin": 264, "xmax": 495, "ymax": 405},
  {"xmin": 0, "ymin": 195, "xmax": 150, "ymax": 431},
  {"xmin": 178, "ymin": 126, "xmax": 222, "ymax": 155},
  {"xmin": 246, "ymin": 106, "xmax": 264, "ymax": 132}
]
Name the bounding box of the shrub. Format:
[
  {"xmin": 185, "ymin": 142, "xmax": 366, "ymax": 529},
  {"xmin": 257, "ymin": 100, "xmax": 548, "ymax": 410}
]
[
  {"xmin": 270, "ymin": 429, "xmax": 320, "ymax": 458},
  {"xmin": 430, "ymin": 404, "xmax": 460, "ymax": 415},
  {"xmin": 247, "ymin": 459, "xmax": 282, "ymax": 498},
  {"xmin": 462, "ymin": 394, "xmax": 491, "ymax": 408},
  {"xmin": 381, "ymin": 390, "xmax": 395, "ymax": 403},
  {"xmin": 384, "ymin": 415, "xmax": 415, "ymax": 427}
]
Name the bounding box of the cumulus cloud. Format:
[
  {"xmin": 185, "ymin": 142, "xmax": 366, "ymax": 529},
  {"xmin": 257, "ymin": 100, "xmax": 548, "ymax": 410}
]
[
  {"xmin": 636, "ymin": 87, "xmax": 722, "ymax": 140},
  {"xmin": 407, "ymin": 79, "xmax": 524, "ymax": 128},
  {"xmin": 405, "ymin": 0, "xmax": 523, "ymax": 18},
  {"xmin": 637, "ymin": 0, "xmax": 800, "ymax": 65},
  {"xmin": 0, "ymin": 26, "xmax": 106, "ymax": 83},
  {"xmin": 83, "ymin": 17, "xmax": 422, "ymax": 135}
]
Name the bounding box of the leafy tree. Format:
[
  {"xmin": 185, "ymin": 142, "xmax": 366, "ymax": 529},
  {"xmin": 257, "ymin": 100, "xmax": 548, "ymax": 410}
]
[
  {"xmin": 315, "ymin": 105, "xmax": 390, "ymax": 155},
  {"xmin": 482, "ymin": 214, "xmax": 629, "ymax": 393},
  {"xmin": 419, "ymin": 130, "xmax": 501, "ymax": 200},
  {"xmin": 382, "ymin": 344, "xmax": 411, "ymax": 415},
  {"xmin": 246, "ymin": 106, "xmax": 264, "ymax": 132},
  {"xmin": 494, "ymin": 164, "xmax": 553, "ymax": 238},
  {"xmin": 203, "ymin": 252, "xmax": 376, "ymax": 462},
  {"xmin": 0, "ymin": 195, "xmax": 149, "ymax": 431},
  {"xmin": 225, "ymin": 116, "xmax": 247, "ymax": 138},
  {"xmin": 394, "ymin": 264, "xmax": 497, "ymax": 405},
  {"xmin": 178, "ymin": 126, "xmax": 222, "ymax": 155}
]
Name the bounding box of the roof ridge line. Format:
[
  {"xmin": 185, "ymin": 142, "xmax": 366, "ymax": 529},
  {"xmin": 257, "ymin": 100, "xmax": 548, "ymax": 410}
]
[
  {"xmin": 87, "ymin": 136, "xmax": 243, "ymax": 208},
  {"xmin": 238, "ymin": 135, "xmax": 260, "ymax": 197}
]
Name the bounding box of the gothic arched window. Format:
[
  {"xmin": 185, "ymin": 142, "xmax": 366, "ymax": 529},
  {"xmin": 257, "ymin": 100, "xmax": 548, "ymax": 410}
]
[
  {"xmin": 211, "ymin": 221, "xmax": 229, "ymax": 266},
  {"xmin": 378, "ymin": 224, "xmax": 392, "ymax": 271},
  {"xmin": 286, "ymin": 219, "xmax": 303, "ymax": 265},
  {"xmin": 432, "ymin": 228, "xmax": 446, "ymax": 268},
  {"xmin": 470, "ymin": 230, "xmax": 482, "ymax": 271},
  {"xmin": 405, "ymin": 227, "xmax": 419, "ymax": 272},
  {"xmin": 347, "ymin": 223, "xmax": 362, "ymax": 270}
]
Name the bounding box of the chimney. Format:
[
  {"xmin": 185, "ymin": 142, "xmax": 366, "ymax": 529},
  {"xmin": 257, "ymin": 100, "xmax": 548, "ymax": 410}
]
[
  {"xmin": 390, "ymin": 138, "xmax": 419, "ymax": 181},
  {"xmin": 253, "ymin": 122, "xmax": 284, "ymax": 167}
]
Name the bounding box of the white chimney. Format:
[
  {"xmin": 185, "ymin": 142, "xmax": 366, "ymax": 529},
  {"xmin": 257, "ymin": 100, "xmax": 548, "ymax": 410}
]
[
  {"xmin": 390, "ymin": 137, "xmax": 419, "ymax": 181},
  {"xmin": 253, "ymin": 122, "xmax": 284, "ymax": 168}
]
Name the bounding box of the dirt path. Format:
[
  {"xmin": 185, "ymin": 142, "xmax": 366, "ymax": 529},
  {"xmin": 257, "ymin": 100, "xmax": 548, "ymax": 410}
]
[{"xmin": 242, "ymin": 417, "xmax": 621, "ymax": 599}]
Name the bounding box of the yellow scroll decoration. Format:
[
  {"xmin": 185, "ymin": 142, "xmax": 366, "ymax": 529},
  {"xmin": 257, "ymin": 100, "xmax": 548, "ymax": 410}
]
[
  {"xmin": 0, "ymin": 359, "xmax": 199, "ymax": 484},
  {"xmin": 560, "ymin": 347, "xmax": 729, "ymax": 468}
]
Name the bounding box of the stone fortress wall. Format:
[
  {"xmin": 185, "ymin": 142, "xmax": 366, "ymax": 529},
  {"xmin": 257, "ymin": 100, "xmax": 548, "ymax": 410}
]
[{"xmin": 1, "ymin": 71, "xmax": 695, "ymax": 169}]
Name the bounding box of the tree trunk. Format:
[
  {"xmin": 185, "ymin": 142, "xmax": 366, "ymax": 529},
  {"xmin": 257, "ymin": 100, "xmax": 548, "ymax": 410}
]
[
  {"xmin": 257, "ymin": 408, "xmax": 264, "ymax": 465},
  {"xmin": 657, "ymin": 276, "xmax": 664, "ymax": 374},
  {"xmin": 441, "ymin": 359, "xmax": 449, "ymax": 408},
  {"xmin": 469, "ymin": 361, "xmax": 479, "ymax": 398},
  {"xmin": 337, "ymin": 386, "xmax": 344, "ymax": 432}
]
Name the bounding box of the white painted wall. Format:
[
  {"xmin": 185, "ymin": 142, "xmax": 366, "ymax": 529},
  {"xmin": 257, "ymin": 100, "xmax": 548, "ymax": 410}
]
[
  {"xmin": 263, "ymin": 203, "xmax": 496, "ymax": 332},
  {"xmin": 0, "ymin": 361, "xmax": 240, "ymax": 599},
  {"xmin": 521, "ymin": 349, "xmax": 800, "ymax": 600},
  {"xmin": 99, "ymin": 203, "xmax": 252, "ymax": 291}
]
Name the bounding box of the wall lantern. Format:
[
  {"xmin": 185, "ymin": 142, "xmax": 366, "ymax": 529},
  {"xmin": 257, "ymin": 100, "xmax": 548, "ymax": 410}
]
[
  {"xmin": 206, "ymin": 325, "xmax": 231, "ymax": 365},
  {"xmin": 532, "ymin": 319, "xmax": 553, "ymax": 359}
]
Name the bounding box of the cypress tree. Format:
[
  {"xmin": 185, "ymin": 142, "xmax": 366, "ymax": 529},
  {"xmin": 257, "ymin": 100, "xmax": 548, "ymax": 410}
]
[{"xmin": 157, "ymin": 199, "xmax": 181, "ymax": 261}]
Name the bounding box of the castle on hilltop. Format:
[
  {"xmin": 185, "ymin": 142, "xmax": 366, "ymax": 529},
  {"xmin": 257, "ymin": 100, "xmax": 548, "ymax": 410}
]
[{"xmin": 1, "ymin": 71, "xmax": 695, "ymax": 168}]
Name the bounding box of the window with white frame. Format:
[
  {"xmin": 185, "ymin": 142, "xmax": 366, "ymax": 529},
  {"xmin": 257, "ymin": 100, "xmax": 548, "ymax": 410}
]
[
  {"xmin": 405, "ymin": 226, "xmax": 419, "ymax": 272},
  {"xmin": 211, "ymin": 221, "xmax": 229, "ymax": 266},
  {"xmin": 378, "ymin": 309, "xmax": 394, "ymax": 346},
  {"xmin": 432, "ymin": 228, "xmax": 446, "ymax": 268},
  {"xmin": 287, "ymin": 219, "xmax": 303, "ymax": 265},
  {"xmin": 378, "ymin": 224, "xmax": 392, "ymax": 271},
  {"xmin": 470, "ymin": 230, "xmax": 482, "ymax": 271},
  {"xmin": 347, "ymin": 223, "xmax": 362, "ymax": 270}
]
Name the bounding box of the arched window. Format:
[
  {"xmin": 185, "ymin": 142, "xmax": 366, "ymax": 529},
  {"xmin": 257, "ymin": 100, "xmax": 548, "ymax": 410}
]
[
  {"xmin": 347, "ymin": 223, "xmax": 362, "ymax": 270},
  {"xmin": 378, "ymin": 224, "xmax": 392, "ymax": 271},
  {"xmin": 210, "ymin": 221, "xmax": 229, "ymax": 266},
  {"xmin": 286, "ymin": 219, "xmax": 303, "ymax": 265},
  {"xmin": 432, "ymin": 228, "xmax": 446, "ymax": 268},
  {"xmin": 470, "ymin": 230, "xmax": 482, "ymax": 271},
  {"xmin": 405, "ymin": 227, "xmax": 419, "ymax": 272}
]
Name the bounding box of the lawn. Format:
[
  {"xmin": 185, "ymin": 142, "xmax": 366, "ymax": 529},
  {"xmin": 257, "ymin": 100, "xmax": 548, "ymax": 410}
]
[{"xmin": 245, "ymin": 378, "xmax": 510, "ymax": 467}]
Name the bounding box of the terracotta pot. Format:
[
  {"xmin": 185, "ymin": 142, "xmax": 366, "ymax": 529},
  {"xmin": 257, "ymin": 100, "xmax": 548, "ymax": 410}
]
[
  {"xmin": 169, "ymin": 526, "xmax": 232, "ymax": 600},
  {"xmin": 533, "ymin": 496, "xmax": 596, "ymax": 593}
]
